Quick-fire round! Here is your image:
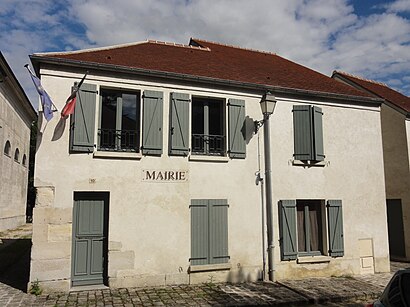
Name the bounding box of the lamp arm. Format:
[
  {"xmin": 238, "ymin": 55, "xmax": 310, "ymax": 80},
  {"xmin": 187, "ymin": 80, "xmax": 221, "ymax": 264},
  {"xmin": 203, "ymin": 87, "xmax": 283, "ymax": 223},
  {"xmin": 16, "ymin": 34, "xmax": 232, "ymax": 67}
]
[{"xmin": 254, "ymin": 119, "xmax": 265, "ymax": 133}]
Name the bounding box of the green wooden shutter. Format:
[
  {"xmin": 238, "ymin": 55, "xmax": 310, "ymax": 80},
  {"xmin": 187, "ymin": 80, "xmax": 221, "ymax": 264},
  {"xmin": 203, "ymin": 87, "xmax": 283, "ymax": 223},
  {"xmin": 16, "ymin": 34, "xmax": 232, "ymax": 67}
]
[
  {"xmin": 293, "ymin": 105, "xmax": 313, "ymax": 161},
  {"xmin": 313, "ymin": 106, "xmax": 325, "ymax": 161},
  {"xmin": 209, "ymin": 199, "xmax": 229, "ymax": 264},
  {"xmin": 190, "ymin": 200, "xmax": 209, "ymax": 265},
  {"xmin": 327, "ymin": 200, "xmax": 344, "ymax": 257},
  {"xmin": 169, "ymin": 92, "xmax": 189, "ymax": 156},
  {"xmin": 279, "ymin": 200, "xmax": 297, "ymax": 260},
  {"xmin": 228, "ymin": 99, "xmax": 246, "ymax": 159},
  {"xmin": 70, "ymin": 83, "xmax": 97, "ymax": 152},
  {"xmin": 142, "ymin": 90, "xmax": 163, "ymax": 155}
]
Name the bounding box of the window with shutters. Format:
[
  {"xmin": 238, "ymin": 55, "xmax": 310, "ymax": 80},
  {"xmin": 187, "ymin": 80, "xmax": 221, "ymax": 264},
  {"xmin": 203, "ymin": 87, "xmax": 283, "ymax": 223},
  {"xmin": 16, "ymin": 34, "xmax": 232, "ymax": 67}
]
[
  {"xmin": 169, "ymin": 93, "xmax": 246, "ymax": 159},
  {"xmin": 293, "ymin": 105, "xmax": 324, "ymax": 162},
  {"xmin": 191, "ymin": 97, "xmax": 225, "ymax": 156},
  {"xmin": 70, "ymin": 82, "xmax": 163, "ymax": 156},
  {"xmin": 98, "ymin": 89, "xmax": 141, "ymax": 152},
  {"xmin": 190, "ymin": 199, "xmax": 229, "ymax": 266},
  {"xmin": 279, "ymin": 199, "xmax": 344, "ymax": 260}
]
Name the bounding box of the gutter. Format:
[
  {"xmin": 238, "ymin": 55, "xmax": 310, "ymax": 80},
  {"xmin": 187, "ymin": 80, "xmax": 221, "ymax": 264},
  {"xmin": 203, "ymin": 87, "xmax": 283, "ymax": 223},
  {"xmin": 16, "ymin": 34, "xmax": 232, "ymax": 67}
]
[{"xmin": 30, "ymin": 55, "xmax": 383, "ymax": 106}]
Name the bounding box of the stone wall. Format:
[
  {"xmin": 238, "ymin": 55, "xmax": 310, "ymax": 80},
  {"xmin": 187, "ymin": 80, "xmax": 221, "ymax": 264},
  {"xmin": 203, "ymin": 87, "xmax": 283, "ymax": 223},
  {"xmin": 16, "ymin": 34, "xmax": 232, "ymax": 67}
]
[{"xmin": 0, "ymin": 77, "xmax": 32, "ymax": 232}]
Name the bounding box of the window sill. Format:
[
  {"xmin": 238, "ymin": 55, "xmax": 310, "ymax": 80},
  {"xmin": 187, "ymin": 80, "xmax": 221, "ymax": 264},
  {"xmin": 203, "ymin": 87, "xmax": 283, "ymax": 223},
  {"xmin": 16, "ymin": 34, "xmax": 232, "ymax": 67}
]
[
  {"xmin": 93, "ymin": 151, "xmax": 142, "ymax": 160},
  {"xmin": 189, "ymin": 155, "xmax": 229, "ymax": 162},
  {"xmin": 297, "ymin": 255, "xmax": 331, "ymax": 264},
  {"xmin": 291, "ymin": 159, "xmax": 329, "ymax": 167},
  {"xmin": 189, "ymin": 263, "xmax": 231, "ymax": 273}
]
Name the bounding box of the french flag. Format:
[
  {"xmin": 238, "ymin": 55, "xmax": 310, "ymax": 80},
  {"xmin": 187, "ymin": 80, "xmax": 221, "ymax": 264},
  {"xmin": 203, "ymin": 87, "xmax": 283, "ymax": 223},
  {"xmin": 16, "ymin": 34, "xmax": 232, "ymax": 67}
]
[{"xmin": 61, "ymin": 72, "xmax": 88, "ymax": 118}]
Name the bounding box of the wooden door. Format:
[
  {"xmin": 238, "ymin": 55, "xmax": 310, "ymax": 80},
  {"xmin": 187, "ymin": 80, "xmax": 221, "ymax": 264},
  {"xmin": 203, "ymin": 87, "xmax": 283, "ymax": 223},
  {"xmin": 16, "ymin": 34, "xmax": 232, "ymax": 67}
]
[{"xmin": 72, "ymin": 192, "xmax": 108, "ymax": 286}]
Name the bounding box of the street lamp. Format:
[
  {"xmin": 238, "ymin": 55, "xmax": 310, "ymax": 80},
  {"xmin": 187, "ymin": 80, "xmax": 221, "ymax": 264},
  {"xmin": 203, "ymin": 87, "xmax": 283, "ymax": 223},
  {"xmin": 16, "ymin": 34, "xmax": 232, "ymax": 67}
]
[
  {"xmin": 255, "ymin": 91, "xmax": 276, "ymax": 282},
  {"xmin": 260, "ymin": 92, "xmax": 277, "ymax": 116},
  {"xmin": 254, "ymin": 92, "xmax": 276, "ymax": 132}
]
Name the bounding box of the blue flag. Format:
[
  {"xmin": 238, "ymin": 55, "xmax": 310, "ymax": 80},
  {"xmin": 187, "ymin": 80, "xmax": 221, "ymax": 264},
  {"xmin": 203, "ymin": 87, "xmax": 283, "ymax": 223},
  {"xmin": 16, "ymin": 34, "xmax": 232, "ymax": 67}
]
[{"xmin": 26, "ymin": 65, "xmax": 54, "ymax": 121}]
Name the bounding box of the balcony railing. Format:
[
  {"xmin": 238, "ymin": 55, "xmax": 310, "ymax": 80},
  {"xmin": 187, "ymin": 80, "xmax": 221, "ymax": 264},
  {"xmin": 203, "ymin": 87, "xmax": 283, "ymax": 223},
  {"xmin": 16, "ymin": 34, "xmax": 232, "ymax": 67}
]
[
  {"xmin": 98, "ymin": 128, "xmax": 139, "ymax": 152},
  {"xmin": 191, "ymin": 134, "xmax": 225, "ymax": 156}
]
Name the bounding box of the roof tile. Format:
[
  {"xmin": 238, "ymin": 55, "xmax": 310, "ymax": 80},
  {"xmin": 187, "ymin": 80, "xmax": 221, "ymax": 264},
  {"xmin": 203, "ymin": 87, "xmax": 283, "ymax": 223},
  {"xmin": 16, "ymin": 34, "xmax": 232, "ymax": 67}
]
[
  {"xmin": 333, "ymin": 71, "xmax": 410, "ymax": 113},
  {"xmin": 34, "ymin": 38, "xmax": 372, "ymax": 99}
]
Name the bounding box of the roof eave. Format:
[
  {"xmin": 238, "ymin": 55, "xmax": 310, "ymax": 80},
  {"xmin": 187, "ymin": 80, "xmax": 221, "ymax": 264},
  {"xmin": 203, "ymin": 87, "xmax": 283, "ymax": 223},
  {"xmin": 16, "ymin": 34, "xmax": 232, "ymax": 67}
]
[
  {"xmin": 333, "ymin": 72, "xmax": 409, "ymax": 114},
  {"xmin": 30, "ymin": 55, "xmax": 382, "ymax": 106}
]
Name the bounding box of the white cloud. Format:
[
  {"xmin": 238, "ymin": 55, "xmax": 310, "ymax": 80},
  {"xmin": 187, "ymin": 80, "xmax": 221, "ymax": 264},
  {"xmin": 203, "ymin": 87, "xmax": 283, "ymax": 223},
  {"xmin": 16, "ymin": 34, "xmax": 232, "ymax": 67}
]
[
  {"xmin": 69, "ymin": 0, "xmax": 410, "ymax": 94},
  {"xmin": 381, "ymin": 0, "xmax": 410, "ymax": 13},
  {"xmin": 1, "ymin": 0, "xmax": 410, "ymax": 107}
]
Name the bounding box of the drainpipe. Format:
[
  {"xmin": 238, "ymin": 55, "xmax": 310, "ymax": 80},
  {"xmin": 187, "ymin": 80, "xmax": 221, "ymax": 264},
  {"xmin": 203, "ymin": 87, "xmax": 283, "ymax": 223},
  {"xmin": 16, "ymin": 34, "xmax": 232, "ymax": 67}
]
[
  {"xmin": 263, "ymin": 113, "xmax": 275, "ymax": 281},
  {"xmin": 256, "ymin": 134, "xmax": 266, "ymax": 280}
]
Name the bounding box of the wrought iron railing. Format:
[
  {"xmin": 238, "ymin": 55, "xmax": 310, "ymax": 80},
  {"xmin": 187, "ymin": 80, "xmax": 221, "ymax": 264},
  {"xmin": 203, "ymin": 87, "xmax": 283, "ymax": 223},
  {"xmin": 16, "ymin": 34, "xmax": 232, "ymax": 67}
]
[
  {"xmin": 98, "ymin": 129, "xmax": 139, "ymax": 152},
  {"xmin": 191, "ymin": 134, "xmax": 225, "ymax": 156}
]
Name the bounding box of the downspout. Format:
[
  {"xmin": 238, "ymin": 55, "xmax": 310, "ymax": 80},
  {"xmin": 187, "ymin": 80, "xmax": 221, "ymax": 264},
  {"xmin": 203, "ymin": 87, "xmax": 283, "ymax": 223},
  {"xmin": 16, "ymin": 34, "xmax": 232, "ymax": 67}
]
[
  {"xmin": 263, "ymin": 113, "xmax": 275, "ymax": 281},
  {"xmin": 256, "ymin": 133, "xmax": 266, "ymax": 280}
]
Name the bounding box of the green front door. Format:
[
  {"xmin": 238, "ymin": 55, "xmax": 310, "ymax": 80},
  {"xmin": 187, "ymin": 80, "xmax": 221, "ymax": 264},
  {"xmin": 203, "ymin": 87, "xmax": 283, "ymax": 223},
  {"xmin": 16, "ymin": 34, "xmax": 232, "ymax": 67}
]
[{"xmin": 72, "ymin": 192, "xmax": 108, "ymax": 287}]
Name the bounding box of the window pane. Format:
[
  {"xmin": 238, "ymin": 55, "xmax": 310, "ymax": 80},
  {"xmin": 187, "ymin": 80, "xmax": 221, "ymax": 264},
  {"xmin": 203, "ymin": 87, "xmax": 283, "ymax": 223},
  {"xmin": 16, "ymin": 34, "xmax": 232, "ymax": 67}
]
[
  {"xmin": 208, "ymin": 100, "xmax": 223, "ymax": 136},
  {"xmin": 121, "ymin": 94, "xmax": 138, "ymax": 131},
  {"xmin": 121, "ymin": 93, "xmax": 139, "ymax": 150},
  {"xmin": 100, "ymin": 91, "xmax": 118, "ymax": 150},
  {"xmin": 192, "ymin": 100, "xmax": 204, "ymax": 135},
  {"xmin": 192, "ymin": 99, "xmax": 205, "ymax": 154},
  {"xmin": 309, "ymin": 205, "xmax": 320, "ymax": 251},
  {"xmin": 297, "ymin": 205, "xmax": 306, "ymax": 252},
  {"xmin": 208, "ymin": 100, "xmax": 224, "ymax": 154},
  {"xmin": 101, "ymin": 91, "xmax": 118, "ymax": 130},
  {"xmin": 308, "ymin": 203, "xmax": 322, "ymax": 252}
]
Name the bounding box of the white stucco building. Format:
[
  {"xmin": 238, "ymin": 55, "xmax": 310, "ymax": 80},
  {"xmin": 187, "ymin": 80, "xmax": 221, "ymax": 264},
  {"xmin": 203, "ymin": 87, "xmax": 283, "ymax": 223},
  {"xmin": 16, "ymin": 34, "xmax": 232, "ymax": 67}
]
[
  {"xmin": 333, "ymin": 71, "xmax": 410, "ymax": 261},
  {"xmin": 29, "ymin": 39, "xmax": 389, "ymax": 293},
  {"xmin": 0, "ymin": 52, "xmax": 37, "ymax": 232}
]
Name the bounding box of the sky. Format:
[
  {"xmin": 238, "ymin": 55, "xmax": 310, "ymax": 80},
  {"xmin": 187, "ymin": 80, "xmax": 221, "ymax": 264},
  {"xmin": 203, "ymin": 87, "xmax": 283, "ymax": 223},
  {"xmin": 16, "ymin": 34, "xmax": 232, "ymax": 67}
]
[{"xmin": 1, "ymin": 0, "xmax": 410, "ymax": 108}]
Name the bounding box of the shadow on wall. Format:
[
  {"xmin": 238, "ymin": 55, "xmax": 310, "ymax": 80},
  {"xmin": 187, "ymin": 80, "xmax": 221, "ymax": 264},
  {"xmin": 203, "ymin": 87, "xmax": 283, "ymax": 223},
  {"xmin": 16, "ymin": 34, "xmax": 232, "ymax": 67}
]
[
  {"xmin": 244, "ymin": 116, "xmax": 257, "ymax": 145},
  {"xmin": 227, "ymin": 266, "xmax": 263, "ymax": 283},
  {"xmin": 51, "ymin": 117, "xmax": 67, "ymax": 142},
  {"xmin": 0, "ymin": 239, "xmax": 32, "ymax": 292}
]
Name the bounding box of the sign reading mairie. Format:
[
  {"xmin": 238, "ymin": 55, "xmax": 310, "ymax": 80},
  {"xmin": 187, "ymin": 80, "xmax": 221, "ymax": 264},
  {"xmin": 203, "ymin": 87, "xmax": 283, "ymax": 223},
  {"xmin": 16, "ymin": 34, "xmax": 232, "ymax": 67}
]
[{"xmin": 142, "ymin": 169, "xmax": 188, "ymax": 182}]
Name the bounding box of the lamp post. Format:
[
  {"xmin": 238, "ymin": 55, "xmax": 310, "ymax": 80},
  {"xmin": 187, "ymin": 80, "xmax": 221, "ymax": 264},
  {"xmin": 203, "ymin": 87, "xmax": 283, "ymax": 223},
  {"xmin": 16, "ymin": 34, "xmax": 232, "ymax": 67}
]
[{"xmin": 255, "ymin": 92, "xmax": 276, "ymax": 282}]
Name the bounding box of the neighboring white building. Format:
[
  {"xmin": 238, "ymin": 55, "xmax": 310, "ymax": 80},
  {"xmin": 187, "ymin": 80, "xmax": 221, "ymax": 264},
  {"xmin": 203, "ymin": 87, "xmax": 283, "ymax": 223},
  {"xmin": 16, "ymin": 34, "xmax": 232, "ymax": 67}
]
[
  {"xmin": 29, "ymin": 39, "xmax": 389, "ymax": 293},
  {"xmin": 332, "ymin": 71, "xmax": 410, "ymax": 261},
  {"xmin": 0, "ymin": 52, "xmax": 37, "ymax": 232}
]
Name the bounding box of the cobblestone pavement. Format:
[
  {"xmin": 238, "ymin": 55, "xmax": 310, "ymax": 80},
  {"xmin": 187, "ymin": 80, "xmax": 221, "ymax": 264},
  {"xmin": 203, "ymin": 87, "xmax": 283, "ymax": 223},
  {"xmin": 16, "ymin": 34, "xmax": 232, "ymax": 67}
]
[
  {"xmin": 1, "ymin": 224, "xmax": 409, "ymax": 306},
  {"xmin": 0, "ymin": 281, "xmax": 370, "ymax": 307}
]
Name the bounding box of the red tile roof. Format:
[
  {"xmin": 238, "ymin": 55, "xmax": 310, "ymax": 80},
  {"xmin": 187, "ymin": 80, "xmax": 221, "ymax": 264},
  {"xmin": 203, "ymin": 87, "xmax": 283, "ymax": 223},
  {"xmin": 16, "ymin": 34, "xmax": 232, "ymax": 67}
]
[
  {"xmin": 33, "ymin": 38, "xmax": 373, "ymax": 100},
  {"xmin": 333, "ymin": 71, "xmax": 410, "ymax": 113}
]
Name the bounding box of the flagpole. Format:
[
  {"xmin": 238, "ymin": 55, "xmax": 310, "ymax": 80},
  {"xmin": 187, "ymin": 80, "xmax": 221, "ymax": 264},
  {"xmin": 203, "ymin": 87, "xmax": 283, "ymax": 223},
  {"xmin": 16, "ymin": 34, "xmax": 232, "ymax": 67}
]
[{"xmin": 24, "ymin": 64, "xmax": 59, "ymax": 112}]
